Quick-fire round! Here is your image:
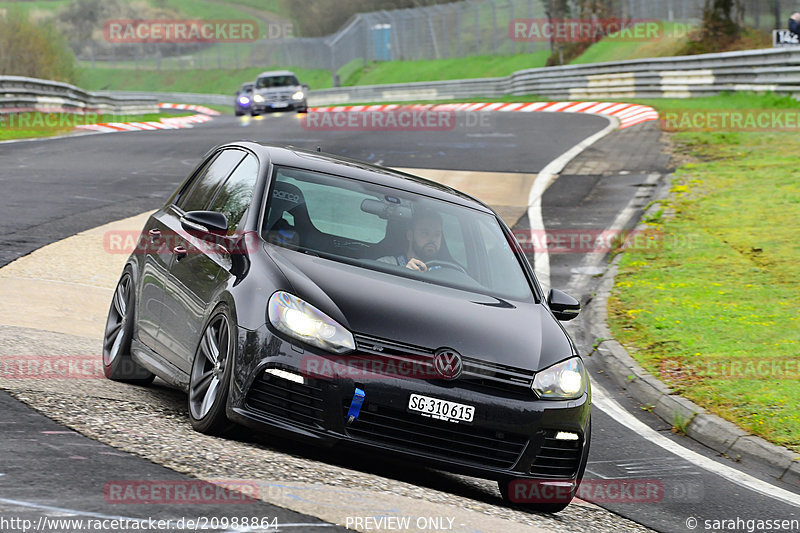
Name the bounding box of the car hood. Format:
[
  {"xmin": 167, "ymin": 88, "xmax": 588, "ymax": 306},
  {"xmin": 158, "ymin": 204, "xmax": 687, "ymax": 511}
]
[{"xmin": 266, "ymin": 246, "xmax": 574, "ymax": 372}]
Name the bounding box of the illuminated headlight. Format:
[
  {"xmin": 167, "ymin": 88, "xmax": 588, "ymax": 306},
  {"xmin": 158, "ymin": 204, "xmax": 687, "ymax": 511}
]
[
  {"xmin": 291, "ymin": 91, "xmax": 305, "ymax": 101},
  {"xmin": 268, "ymin": 291, "xmax": 355, "ymax": 354},
  {"xmin": 253, "ymin": 94, "xmax": 264, "ymax": 103},
  {"xmin": 532, "ymin": 357, "xmax": 586, "ymax": 400},
  {"xmin": 238, "ymin": 96, "xmax": 250, "ymax": 104}
]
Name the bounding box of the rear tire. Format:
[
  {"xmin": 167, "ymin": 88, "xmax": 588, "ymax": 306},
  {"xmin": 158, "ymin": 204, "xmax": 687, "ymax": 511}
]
[
  {"xmin": 188, "ymin": 306, "xmax": 236, "ymax": 435},
  {"xmin": 102, "ymin": 270, "xmax": 155, "ymax": 385}
]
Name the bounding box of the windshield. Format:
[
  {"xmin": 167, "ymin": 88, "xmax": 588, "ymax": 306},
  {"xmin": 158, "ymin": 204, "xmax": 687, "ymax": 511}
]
[
  {"xmin": 255, "ymin": 75, "xmax": 299, "ymax": 89},
  {"xmin": 263, "ymin": 166, "xmax": 534, "ymax": 302}
]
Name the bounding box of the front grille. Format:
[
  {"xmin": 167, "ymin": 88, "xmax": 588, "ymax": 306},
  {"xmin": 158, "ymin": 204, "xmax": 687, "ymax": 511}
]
[
  {"xmin": 245, "ymin": 372, "xmax": 325, "ymax": 429},
  {"xmin": 344, "ymin": 402, "xmax": 528, "ymax": 470},
  {"xmin": 529, "ymin": 431, "xmax": 583, "ymax": 478},
  {"xmin": 354, "ymin": 334, "xmax": 535, "ymax": 394}
]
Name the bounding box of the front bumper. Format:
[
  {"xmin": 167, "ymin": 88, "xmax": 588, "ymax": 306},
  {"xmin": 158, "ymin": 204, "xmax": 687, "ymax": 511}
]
[
  {"xmin": 228, "ymin": 325, "xmax": 590, "ymax": 481},
  {"xmin": 251, "ymin": 100, "xmax": 306, "ymax": 112}
]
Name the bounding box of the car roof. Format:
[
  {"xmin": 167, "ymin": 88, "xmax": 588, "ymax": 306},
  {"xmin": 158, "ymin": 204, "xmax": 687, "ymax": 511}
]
[
  {"xmin": 240, "ymin": 82, "xmax": 254, "ymax": 88},
  {"xmin": 256, "ymin": 70, "xmax": 296, "ymax": 78},
  {"xmin": 229, "ymin": 141, "xmax": 494, "ymax": 214}
]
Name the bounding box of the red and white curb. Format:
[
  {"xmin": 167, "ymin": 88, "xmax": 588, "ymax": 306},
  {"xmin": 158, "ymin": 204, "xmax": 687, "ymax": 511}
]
[
  {"xmin": 75, "ymin": 102, "xmax": 218, "ymax": 134},
  {"xmin": 308, "ymin": 102, "xmax": 658, "ymax": 129},
  {"xmin": 157, "ymin": 103, "xmax": 220, "ymax": 116}
]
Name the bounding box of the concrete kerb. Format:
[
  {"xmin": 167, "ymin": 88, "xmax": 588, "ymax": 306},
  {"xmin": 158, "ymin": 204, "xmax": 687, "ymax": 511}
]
[{"xmin": 586, "ymin": 196, "xmax": 800, "ymax": 487}]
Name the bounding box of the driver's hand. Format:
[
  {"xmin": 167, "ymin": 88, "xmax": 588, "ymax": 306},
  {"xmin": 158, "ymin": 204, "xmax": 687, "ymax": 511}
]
[{"xmin": 406, "ymin": 258, "xmax": 428, "ymax": 272}]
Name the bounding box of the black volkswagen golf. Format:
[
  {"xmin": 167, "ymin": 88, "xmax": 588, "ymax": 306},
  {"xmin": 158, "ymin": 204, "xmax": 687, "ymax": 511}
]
[{"xmin": 103, "ymin": 142, "xmax": 591, "ymax": 512}]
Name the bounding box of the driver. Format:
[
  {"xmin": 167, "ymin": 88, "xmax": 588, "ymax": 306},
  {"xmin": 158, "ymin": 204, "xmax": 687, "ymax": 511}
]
[{"xmin": 378, "ymin": 208, "xmax": 443, "ymax": 272}]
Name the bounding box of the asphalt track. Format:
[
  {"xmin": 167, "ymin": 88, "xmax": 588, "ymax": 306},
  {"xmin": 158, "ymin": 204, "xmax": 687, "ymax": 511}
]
[{"xmin": 1, "ymin": 111, "xmax": 798, "ymax": 533}]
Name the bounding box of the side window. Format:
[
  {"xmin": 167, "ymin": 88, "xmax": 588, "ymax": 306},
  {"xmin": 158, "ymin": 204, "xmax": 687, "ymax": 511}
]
[
  {"xmin": 208, "ymin": 154, "xmax": 259, "ymax": 234},
  {"xmin": 177, "ymin": 150, "xmax": 246, "ymax": 212},
  {"xmin": 441, "ymin": 212, "xmax": 467, "ymax": 266}
]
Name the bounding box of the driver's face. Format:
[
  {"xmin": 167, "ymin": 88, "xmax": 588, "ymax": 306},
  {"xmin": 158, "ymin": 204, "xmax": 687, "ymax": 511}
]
[{"xmin": 409, "ymin": 218, "xmax": 442, "ymax": 262}]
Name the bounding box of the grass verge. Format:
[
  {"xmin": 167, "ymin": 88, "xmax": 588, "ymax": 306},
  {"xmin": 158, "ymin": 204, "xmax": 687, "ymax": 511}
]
[
  {"xmin": 341, "ymin": 53, "xmax": 550, "ymax": 86},
  {"xmin": 0, "ymin": 111, "xmax": 191, "ymax": 141},
  {"xmin": 607, "ymin": 93, "xmax": 800, "ymax": 452},
  {"xmin": 77, "ymin": 66, "xmax": 333, "ymax": 94}
]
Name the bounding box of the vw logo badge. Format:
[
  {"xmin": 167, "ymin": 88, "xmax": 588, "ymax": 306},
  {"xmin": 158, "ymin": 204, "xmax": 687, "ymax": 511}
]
[{"xmin": 433, "ymin": 349, "xmax": 463, "ymax": 380}]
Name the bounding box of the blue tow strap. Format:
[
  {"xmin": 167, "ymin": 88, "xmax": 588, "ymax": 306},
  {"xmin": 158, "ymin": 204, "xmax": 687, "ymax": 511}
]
[{"xmin": 346, "ymin": 388, "xmax": 365, "ymax": 425}]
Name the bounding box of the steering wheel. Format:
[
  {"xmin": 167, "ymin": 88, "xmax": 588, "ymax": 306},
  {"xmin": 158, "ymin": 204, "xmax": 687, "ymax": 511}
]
[{"xmin": 425, "ymin": 259, "xmax": 468, "ymax": 275}]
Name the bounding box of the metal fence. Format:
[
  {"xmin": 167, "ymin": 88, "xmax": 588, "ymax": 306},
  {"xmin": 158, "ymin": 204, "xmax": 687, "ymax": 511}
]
[{"xmin": 77, "ymin": 0, "xmax": 800, "ymax": 75}]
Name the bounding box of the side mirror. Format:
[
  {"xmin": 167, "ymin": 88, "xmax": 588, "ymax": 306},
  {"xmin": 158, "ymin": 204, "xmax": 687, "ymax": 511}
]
[
  {"xmin": 548, "ymin": 289, "xmax": 580, "ymax": 321},
  {"xmin": 302, "ymin": 83, "xmax": 310, "ymax": 90},
  {"xmin": 181, "ymin": 211, "xmax": 229, "ymax": 236}
]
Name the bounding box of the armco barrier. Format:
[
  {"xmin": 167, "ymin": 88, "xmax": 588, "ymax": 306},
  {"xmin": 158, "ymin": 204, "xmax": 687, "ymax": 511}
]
[
  {"xmin": 0, "ymin": 76, "xmax": 157, "ymax": 115},
  {"xmin": 7, "ymin": 48, "xmax": 800, "ymax": 113},
  {"xmin": 304, "ymin": 48, "xmax": 800, "ymax": 105}
]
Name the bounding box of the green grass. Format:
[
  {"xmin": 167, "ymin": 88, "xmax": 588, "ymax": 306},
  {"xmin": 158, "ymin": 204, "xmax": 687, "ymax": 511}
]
[
  {"xmin": 0, "ymin": 0, "xmax": 70, "ymax": 14},
  {"xmin": 341, "ymin": 53, "xmax": 550, "ymax": 86},
  {"xmin": 77, "ymin": 66, "xmax": 333, "ymax": 93},
  {"xmin": 224, "ymin": 0, "xmax": 287, "ymax": 18},
  {"xmin": 607, "ymin": 93, "xmax": 800, "ymax": 452},
  {"xmin": 0, "ymin": 111, "xmax": 190, "ymax": 140},
  {"xmin": 572, "ymin": 22, "xmax": 695, "ymax": 64}
]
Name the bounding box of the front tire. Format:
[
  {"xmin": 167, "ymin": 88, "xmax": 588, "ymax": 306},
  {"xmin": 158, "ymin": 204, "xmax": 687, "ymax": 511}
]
[
  {"xmin": 102, "ymin": 270, "xmax": 155, "ymax": 384},
  {"xmin": 188, "ymin": 307, "xmax": 235, "ymax": 435},
  {"xmin": 498, "ymin": 418, "xmax": 591, "ymax": 513}
]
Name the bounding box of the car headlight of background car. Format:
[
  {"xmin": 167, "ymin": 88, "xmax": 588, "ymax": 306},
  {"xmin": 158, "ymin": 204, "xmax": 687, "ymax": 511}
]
[
  {"xmin": 291, "ymin": 91, "xmax": 305, "ymax": 101},
  {"xmin": 253, "ymin": 94, "xmax": 264, "ymax": 103},
  {"xmin": 238, "ymin": 96, "xmax": 250, "ymax": 104},
  {"xmin": 532, "ymin": 357, "xmax": 587, "ymax": 400},
  {"xmin": 268, "ymin": 291, "xmax": 355, "ymax": 354}
]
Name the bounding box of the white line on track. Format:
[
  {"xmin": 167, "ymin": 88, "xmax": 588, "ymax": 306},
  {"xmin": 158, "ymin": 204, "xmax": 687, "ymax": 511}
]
[
  {"xmin": 526, "ymin": 116, "xmax": 619, "ymax": 293},
  {"xmin": 565, "ymin": 172, "xmax": 661, "ymax": 296},
  {"xmin": 527, "ymin": 118, "xmax": 800, "ymax": 508},
  {"xmin": 592, "ymin": 385, "xmax": 800, "ymax": 508}
]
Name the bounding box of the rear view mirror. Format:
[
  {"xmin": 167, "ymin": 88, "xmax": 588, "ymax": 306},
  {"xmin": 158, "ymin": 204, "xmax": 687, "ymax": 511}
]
[
  {"xmin": 548, "ymin": 289, "xmax": 581, "ymax": 321},
  {"xmin": 361, "ymin": 199, "xmax": 412, "ymax": 221},
  {"xmin": 181, "ymin": 211, "xmax": 229, "ymax": 236}
]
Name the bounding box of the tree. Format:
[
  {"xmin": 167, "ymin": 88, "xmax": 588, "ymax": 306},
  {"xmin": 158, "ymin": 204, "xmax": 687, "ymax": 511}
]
[
  {"xmin": 681, "ymin": 0, "xmax": 744, "ymax": 54},
  {"xmin": 0, "ymin": 8, "xmax": 75, "ymax": 82}
]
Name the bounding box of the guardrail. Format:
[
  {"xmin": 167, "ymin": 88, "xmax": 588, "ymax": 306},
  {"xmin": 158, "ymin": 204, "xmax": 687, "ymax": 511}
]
[
  {"xmin": 306, "ymin": 48, "xmax": 800, "ymax": 105},
  {"xmin": 7, "ymin": 48, "xmax": 800, "ymax": 114},
  {"xmin": 0, "ymin": 76, "xmax": 157, "ymax": 115}
]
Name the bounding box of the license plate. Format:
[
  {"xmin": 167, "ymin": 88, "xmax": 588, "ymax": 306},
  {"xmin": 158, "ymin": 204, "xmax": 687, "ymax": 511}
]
[
  {"xmin": 408, "ymin": 394, "xmax": 475, "ymax": 423},
  {"xmin": 270, "ymin": 102, "xmax": 289, "ymax": 108}
]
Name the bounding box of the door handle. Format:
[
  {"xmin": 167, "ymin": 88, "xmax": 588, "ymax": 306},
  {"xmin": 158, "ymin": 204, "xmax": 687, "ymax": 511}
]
[
  {"xmin": 173, "ymin": 245, "xmax": 187, "ymax": 260},
  {"xmin": 148, "ymin": 229, "xmax": 161, "ymax": 243}
]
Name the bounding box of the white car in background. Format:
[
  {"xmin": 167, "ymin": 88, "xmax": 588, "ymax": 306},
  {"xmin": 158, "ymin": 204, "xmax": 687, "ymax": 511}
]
[{"xmin": 250, "ymin": 70, "xmax": 308, "ymax": 115}]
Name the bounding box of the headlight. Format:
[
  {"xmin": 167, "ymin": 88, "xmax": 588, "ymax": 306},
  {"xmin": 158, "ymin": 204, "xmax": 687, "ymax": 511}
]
[
  {"xmin": 253, "ymin": 94, "xmax": 264, "ymax": 103},
  {"xmin": 268, "ymin": 291, "xmax": 355, "ymax": 354},
  {"xmin": 532, "ymin": 357, "xmax": 586, "ymax": 400},
  {"xmin": 291, "ymin": 91, "xmax": 305, "ymax": 101},
  {"xmin": 238, "ymin": 96, "xmax": 250, "ymax": 104}
]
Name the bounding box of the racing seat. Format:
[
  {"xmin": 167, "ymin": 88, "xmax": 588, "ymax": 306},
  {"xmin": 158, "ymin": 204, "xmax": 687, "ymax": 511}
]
[{"xmin": 263, "ymin": 181, "xmax": 321, "ymax": 250}]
